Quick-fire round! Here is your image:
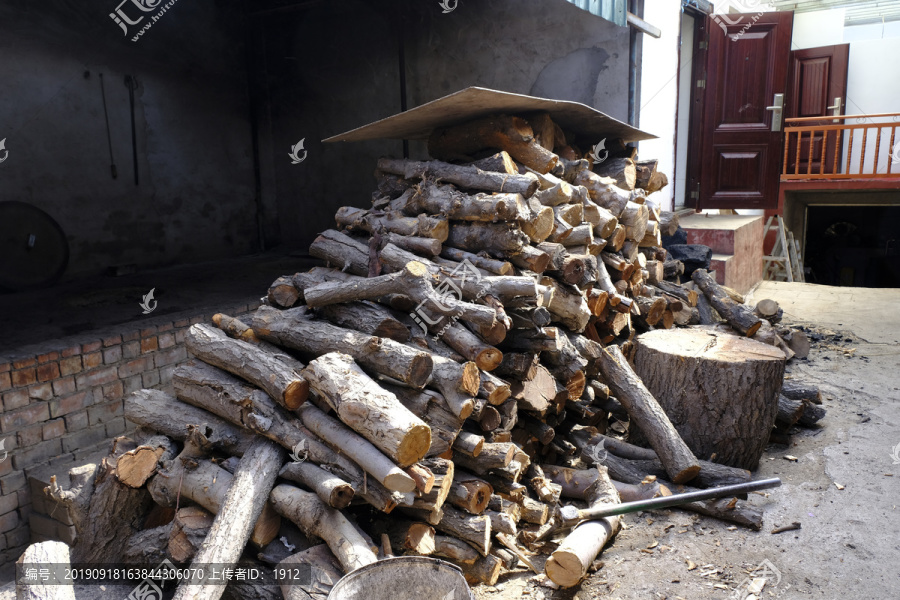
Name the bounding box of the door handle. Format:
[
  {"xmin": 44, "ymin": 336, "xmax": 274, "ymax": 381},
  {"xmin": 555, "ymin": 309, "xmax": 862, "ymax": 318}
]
[
  {"xmin": 827, "ymin": 97, "xmax": 842, "ymax": 122},
  {"xmin": 766, "ymin": 93, "xmax": 784, "ymax": 132}
]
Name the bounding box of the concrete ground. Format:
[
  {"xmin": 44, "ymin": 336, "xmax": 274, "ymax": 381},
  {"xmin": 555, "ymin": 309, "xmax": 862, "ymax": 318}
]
[{"xmin": 471, "ymin": 281, "xmax": 900, "ymax": 600}]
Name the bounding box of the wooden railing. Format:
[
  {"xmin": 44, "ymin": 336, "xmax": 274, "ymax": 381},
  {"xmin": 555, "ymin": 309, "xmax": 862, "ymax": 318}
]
[{"xmin": 781, "ymin": 112, "xmax": 900, "ymax": 180}]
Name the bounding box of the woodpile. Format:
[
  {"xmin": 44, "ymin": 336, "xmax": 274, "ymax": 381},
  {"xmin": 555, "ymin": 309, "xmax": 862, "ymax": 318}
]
[{"xmin": 35, "ymin": 111, "xmax": 823, "ymax": 597}]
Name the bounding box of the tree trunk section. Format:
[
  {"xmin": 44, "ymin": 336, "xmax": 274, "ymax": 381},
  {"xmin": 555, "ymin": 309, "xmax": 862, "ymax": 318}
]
[
  {"xmin": 280, "ymin": 462, "xmax": 355, "ymax": 509},
  {"xmin": 632, "ymin": 327, "xmax": 786, "ymax": 470}
]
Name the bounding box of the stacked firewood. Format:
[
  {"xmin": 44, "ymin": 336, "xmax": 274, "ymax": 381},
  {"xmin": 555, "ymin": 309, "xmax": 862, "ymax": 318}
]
[{"xmin": 37, "ymin": 112, "xmax": 821, "ymax": 599}]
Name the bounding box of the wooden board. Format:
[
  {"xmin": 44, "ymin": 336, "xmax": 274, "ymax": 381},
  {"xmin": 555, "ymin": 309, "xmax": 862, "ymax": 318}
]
[{"xmin": 323, "ymin": 87, "xmax": 655, "ymax": 144}]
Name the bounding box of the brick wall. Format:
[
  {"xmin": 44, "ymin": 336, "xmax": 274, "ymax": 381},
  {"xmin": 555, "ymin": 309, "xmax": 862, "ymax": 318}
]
[{"xmin": 0, "ymin": 299, "xmax": 261, "ymax": 569}]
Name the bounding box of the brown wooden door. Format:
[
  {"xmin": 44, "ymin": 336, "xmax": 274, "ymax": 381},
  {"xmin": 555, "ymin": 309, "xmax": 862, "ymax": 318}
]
[
  {"xmin": 786, "ymin": 44, "xmax": 850, "ymax": 175},
  {"xmin": 698, "ymin": 11, "xmax": 794, "ymax": 210}
]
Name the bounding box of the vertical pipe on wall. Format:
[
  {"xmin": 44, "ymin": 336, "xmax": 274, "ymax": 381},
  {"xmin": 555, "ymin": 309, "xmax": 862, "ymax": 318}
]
[{"xmin": 628, "ymin": 0, "xmax": 641, "ymax": 126}]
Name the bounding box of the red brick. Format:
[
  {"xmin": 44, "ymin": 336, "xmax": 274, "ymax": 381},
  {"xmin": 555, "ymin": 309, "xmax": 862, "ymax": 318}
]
[
  {"xmin": 27, "ymin": 383, "xmax": 52, "ymax": 402},
  {"xmin": 101, "ymin": 381, "xmax": 124, "ymax": 401},
  {"xmin": 36, "ymin": 362, "xmax": 60, "ymax": 382},
  {"xmin": 64, "ymin": 410, "xmax": 89, "ymax": 432},
  {"xmin": 51, "ymin": 377, "xmax": 76, "ymax": 397},
  {"xmin": 82, "ymin": 352, "xmax": 102, "ymax": 370},
  {"xmin": 103, "ymin": 345, "xmax": 122, "ymax": 364},
  {"xmin": 61, "ymin": 425, "xmax": 106, "ymax": 454},
  {"xmin": 60, "ymin": 346, "xmax": 81, "ymax": 358},
  {"xmin": 158, "ymin": 332, "xmax": 176, "ymax": 349},
  {"xmin": 154, "ymin": 346, "xmax": 187, "ymax": 368},
  {"xmin": 141, "ymin": 369, "xmax": 160, "ymax": 388},
  {"xmin": 140, "ymin": 326, "xmax": 158, "ymax": 337},
  {"xmin": 37, "ymin": 352, "xmax": 59, "ymax": 365},
  {"xmin": 12, "ymin": 358, "xmax": 36, "ymax": 370},
  {"xmin": 50, "ymin": 391, "xmax": 91, "ymax": 418},
  {"xmin": 0, "ymin": 472, "xmax": 26, "ymax": 495},
  {"xmin": 122, "ymin": 329, "xmax": 140, "ymax": 342},
  {"xmin": 118, "ymin": 357, "xmax": 151, "ymax": 379},
  {"xmin": 58, "ymin": 356, "xmax": 83, "ymax": 377},
  {"xmin": 158, "ymin": 322, "xmax": 174, "ymax": 333},
  {"xmin": 122, "ymin": 341, "xmax": 141, "ymax": 359},
  {"xmin": 174, "ymin": 329, "xmax": 186, "ymax": 344},
  {"xmin": 16, "ymin": 425, "xmax": 43, "ymax": 448},
  {"xmin": 2, "ymin": 390, "xmax": 29, "ymax": 411},
  {"xmin": 174, "ymin": 318, "xmax": 190, "ymax": 328},
  {"xmin": 81, "ymin": 341, "xmax": 101, "ymax": 353},
  {"xmin": 189, "ymin": 316, "xmax": 204, "ymax": 325},
  {"xmin": 140, "ymin": 337, "xmax": 158, "ymax": 353},
  {"xmin": 88, "ymin": 400, "xmax": 123, "ymax": 426},
  {"xmin": 0, "ymin": 373, "xmax": 10, "ymax": 393},
  {"xmin": 11, "ymin": 369, "xmax": 36, "ymax": 388},
  {"xmin": 75, "ymin": 366, "xmax": 117, "ymax": 391},
  {"xmin": 6, "ymin": 524, "xmax": 30, "ymax": 548},
  {"xmin": 102, "ymin": 334, "xmax": 122, "ymax": 347},
  {"xmin": 1, "ymin": 403, "xmax": 49, "ymax": 432},
  {"xmin": 0, "ymin": 510, "xmax": 19, "ymax": 534},
  {"xmin": 0, "ymin": 363, "xmax": 9, "ymax": 374},
  {"xmin": 42, "ymin": 419, "xmax": 66, "ymax": 440},
  {"xmin": 11, "ymin": 439, "xmax": 62, "ymax": 470},
  {"xmin": 0, "ymin": 493, "xmax": 17, "ymax": 516}
]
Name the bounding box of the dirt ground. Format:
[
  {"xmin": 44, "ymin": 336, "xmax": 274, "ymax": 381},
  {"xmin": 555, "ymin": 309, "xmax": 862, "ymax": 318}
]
[{"xmin": 471, "ymin": 282, "xmax": 900, "ymax": 600}]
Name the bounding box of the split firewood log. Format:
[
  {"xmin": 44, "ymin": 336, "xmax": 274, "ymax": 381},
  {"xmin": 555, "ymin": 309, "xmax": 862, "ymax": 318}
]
[
  {"xmin": 169, "ymin": 438, "xmax": 284, "ymax": 600},
  {"xmin": 632, "ymin": 327, "xmax": 785, "ymax": 470},
  {"xmin": 301, "ymin": 352, "xmax": 431, "ymax": 467},
  {"xmin": 428, "ymin": 114, "xmax": 559, "ymax": 174},
  {"xmin": 172, "ymin": 361, "xmax": 404, "ymax": 511},
  {"xmin": 248, "ymin": 305, "xmax": 433, "ymax": 389},
  {"xmin": 597, "ymin": 344, "xmax": 701, "ymax": 483},
  {"xmin": 185, "ymin": 323, "xmax": 308, "ymax": 410},
  {"xmin": 271, "ymin": 484, "xmax": 378, "ymax": 573},
  {"xmin": 692, "ymin": 269, "xmax": 762, "ymax": 336},
  {"xmin": 377, "ymin": 157, "xmax": 540, "ymax": 198},
  {"xmin": 545, "ymin": 465, "xmax": 621, "ymax": 587},
  {"xmin": 468, "ymin": 150, "xmax": 518, "ymax": 174}
]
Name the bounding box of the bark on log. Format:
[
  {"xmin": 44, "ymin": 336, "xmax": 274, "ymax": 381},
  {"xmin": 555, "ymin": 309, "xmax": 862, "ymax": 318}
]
[
  {"xmin": 280, "ymin": 461, "xmax": 355, "ymax": 509},
  {"xmin": 115, "ymin": 435, "xmax": 176, "ymax": 488},
  {"xmin": 428, "ymin": 114, "xmax": 559, "ymax": 174},
  {"xmin": 335, "ymin": 206, "xmax": 449, "ymax": 241},
  {"xmin": 573, "ymin": 170, "xmax": 631, "ymax": 216},
  {"xmin": 276, "ymin": 545, "xmax": 343, "ymax": 600},
  {"xmin": 382, "ymin": 385, "xmax": 463, "ymax": 457},
  {"xmin": 447, "ymin": 471, "xmax": 493, "ymax": 514},
  {"xmin": 302, "ymin": 352, "xmax": 431, "ymax": 467},
  {"xmin": 692, "ymin": 270, "xmax": 762, "ymax": 336},
  {"xmin": 393, "ymin": 180, "xmax": 529, "ymax": 222},
  {"xmin": 185, "ymin": 323, "xmax": 308, "ymax": 410},
  {"xmin": 508, "ymin": 245, "xmax": 551, "ymax": 273},
  {"xmin": 168, "ymin": 506, "xmax": 214, "ymax": 563},
  {"xmin": 17, "ymin": 542, "xmax": 76, "ymax": 600},
  {"xmin": 171, "ymin": 438, "xmax": 284, "ymax": 600},
  {"xmin": 594, "ymin": 157, "xmax": 636, "ymax": 190},
  {"xmin": 249, "ymin": 305, "xmax": 433, "ymax": 389},
  {"xmin": 433, "ymin": 535, "xmax": 480, "ymax": 564},
  {"xmin": 433, "ymin": 505, "xmax": 492, "ymax": 555},
  {"xmin": 315, "ymin": 301, "xmax": 410, "ymax": 342},
  {"xmin": 271, "ymin": 484, "xmax": 378, "ymax": 573},
  {"xmin": 632, "ymin": 327, "xmax": 785, "ymax": 470},
  {"xmin": 781, "ymin": 380, "xmax": 822, "ymax": 404},
  {"xmin": 457, "ymin": 554, "xmax": 503, "ymax": 586},
  {"xmin": 440, "ymin": 246, "xmax": 512, "ymax": 275},
  {"xmin": 381, "ymin": 232, "xmax": 442, "ymax": 256},
  {"xmin": 469, "ymin": 150, "xmax": 518, "ymax": 174},
  {"xmin": 308, "ymin": 229, "xmax": 371, "ymax": 276},
  {"xmin": 377, "ymin": 157, "xmax": 540, "ymax": 198},
  {"xmin": 597, "ymin": 344, "xmax": 701, "ymax": 483},
  {"xmin": 447, "ymin": 221, "xmax": 530, "ymax": 258},
  {"xmin": 410, "ymin": 457, "xmax": 455, "ymax": 519},
  {"xmin": 453, "ymin": 431, "xmax": 484, "ymax": 457}
]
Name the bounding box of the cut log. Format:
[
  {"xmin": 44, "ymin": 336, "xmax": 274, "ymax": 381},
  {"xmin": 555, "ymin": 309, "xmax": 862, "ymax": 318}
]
[
  {"xmin": 371, "ymin": 517, "xmax": 437, "ymax": 555},
  {"xmin": 541, "ymin": 277, "xmax": 591, "ymax": 332},
  {"xmin": 298, "ymin": 403, "xmax": 417, "ymax": 492},
  {"xmin": 458, "ymin": 554, "xmax": 503, "ymax": 586},
  {"xmin": 335, "ymin": 206, "xmax": 449, "ymax": 241},
  {"xmin": 509, "ymin": 245, "xmax": 551, "ymax": 273},
  {"xmin": 447, "ymin": 221, "xmax": 530, "ymax": 258},
  {"xmin": 276, "ymin": 545, "xmax": 344, "ymax": 600},
  {"xmin": 633, "ymin": 327, "xmax": 786, "ymax": 470},
  {"xmin": 509, "ymin": 364, "xmax": 561, "ymax": 415},
  {"xmin": 383, "ymin": 384, "xmax": 463, "ymax": 457},
  {"xmin": 440, "ymin": 246, "xmax": 512, "ymax": 275},
  {"xmin": 393, "ymin": 180, "xmax": 529, "ymax": 222},
  {"xmin": 692, "ymin": 269, "xmax": 762, "ymax": 336},
  {"xmin": 170, "ymin": 438, "xmax": 284, "ymax": 600},
  {"xmin": 249, "ymin": 305, "xmax": 433, "ymax": 389},
  {"xmin": 271, "ymin": 484, "xmax": 378, "ymax": 573},
  {"xmin": 301, "ymin": 352, "xmax": 431, "ymax": 467},
  {"xmin": 545, "ymin": 465, "xmax": 621, "ymax": 588},
  {"xmin": 381, "ymin": 232, "xmax": 442, "ymax": 256},
  {"xmin": 114, "ymin": 435, "xmax": 176, "ymax": 488},
  {"xmin": 573, "ymin": 170, "xmax": 631, "ymax": 216},
  {"xmin": 268, "ymin": 276, "xmax": 301, "ymax": 309},
  {"xmin": 433, "ymin": 535, "xmax": 480, "ymax": 564},
  {"xmin": 798, "ymin": 401, "xmax": 826, "ymax": 427},
  {"xmin": 185, "ymin": 323, "xmax": 308, "ymax": 410},
  {"xmin": 469, "ymin": 150, "xmax": 518, "ymax": 174},
  {"xmin": 433, "ymin": 505, "xmax": 492, "ymax": 555},
  {"xmin": 17, "ymin": 542, "xmax": 76, "ymax": 600},
  {"xmin": 377, "ymin": 157, "xmax": 540, "ymax": 198},
  {"xmin": 308, "ymin": 229, "xmax": 371, "ymax": 276},
  {"xmin": 168, "ymin": 506, "xmax": 215, "ymax": 563},
  {"xmin": 594, "ymin": 157, "xmax": 636, "ymax": 190},
  {"xmin": 479, "ymin": 370, "xmax": 511, "ymax": 405},
  {"xmin": 410, "ymin": 457, "xmax": 455, "ymax": 519},
  {"xmin": 597, "ymin": 344, "xmax": 701, "ymax": 483},
  {"xmin": 781, "ymin": 380, "xmax": 822, "ymax": 404},
  {"xmin": 453, "ymin": 431, "xmax": 484, "ymax": 457},
  {"xmin": 280, "ymin": 462, "xmax": 355, "ymax": 509},
  {"xmin": 316, "ymin": 301, "xmax": 410, "ymax": 342},
  {"xmin": 428, "ymin": 114, "xmax": 559, "ymax": 173},
  {"xmin": 776, "ymin": 394, "xmax": 806, "ymax": 428},
  {"xmin": 447, "ymin": 471, "xmax": 493, "ymax": 514}
]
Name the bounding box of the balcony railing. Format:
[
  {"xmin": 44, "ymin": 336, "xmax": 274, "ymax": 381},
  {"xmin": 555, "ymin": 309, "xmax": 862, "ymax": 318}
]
[{"xmin": 781, "ymin": 112, "xmax": 900, "ymax": 180}]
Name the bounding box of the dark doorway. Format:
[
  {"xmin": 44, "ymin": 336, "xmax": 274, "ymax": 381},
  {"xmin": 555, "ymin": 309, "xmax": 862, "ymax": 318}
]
[{"xmin": 805, "ymin": 205, "xmax": 900, "ymax": 287}]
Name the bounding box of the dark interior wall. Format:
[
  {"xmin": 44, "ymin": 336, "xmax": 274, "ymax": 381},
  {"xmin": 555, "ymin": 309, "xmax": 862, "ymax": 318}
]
[
  {"xmin": 0, "ymin": 0, "xmax": 258, "ymax": 279},
  {"xmin": 250, "ymin": 0, "xmax": 632, "ymax": 252}
]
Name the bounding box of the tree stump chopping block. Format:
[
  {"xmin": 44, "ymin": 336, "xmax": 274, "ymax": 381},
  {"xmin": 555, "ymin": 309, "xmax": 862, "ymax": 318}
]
[{"xmin": 632, "ymin": 327, "xmax": 786, "ymax": 470}]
